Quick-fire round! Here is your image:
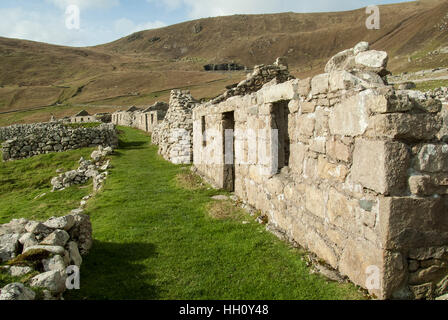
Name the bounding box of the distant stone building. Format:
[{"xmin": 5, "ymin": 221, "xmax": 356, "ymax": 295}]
[
  {"xmin": 63, "ymin": 110, "xmax": 112, "ymax": 124},
  {"xmin": 111, "ymin": 102, "xmax": 169, "ymax": 133}
]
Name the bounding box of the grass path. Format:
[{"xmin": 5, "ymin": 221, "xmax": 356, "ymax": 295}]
[{"xmin": 63, "ymin": 127, "xmax": 364, "ymax": 300}]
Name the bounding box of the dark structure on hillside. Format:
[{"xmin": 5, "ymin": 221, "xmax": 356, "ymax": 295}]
[{"xmin": 203, "ymin": 63, "xmax": 246, "ymax": 71}]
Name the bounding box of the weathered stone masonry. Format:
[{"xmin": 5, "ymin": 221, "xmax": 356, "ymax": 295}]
[
  {"xmin": 60, "ymin": 41, "xmax": 448, "ymax": 299},
  {"xmin": 1, "ymin": 123, "xmax": 118, "ymax": 161},
  {"xmin": 151, "ymin": 90, "xmax": 197, "ymax": 164},
  {"xmin": 193, "ymin": 43, "xmax": 448, "ymax": 299},
  {"xmin": 111, "ymin": 102, "xmax": 169, "ymax": 134}
]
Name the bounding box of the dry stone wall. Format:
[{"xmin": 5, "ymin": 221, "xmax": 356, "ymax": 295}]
[
  {"xmin": 208, "ymin": 58, "xmax": 293, "ymax": 105},
  {"xmin": 0, "ymin": 212, "xmax": 92, "ymax": 300},
  {"xmin": 1, "ymin": 123, "xmax": 118, "ymax": 161},
  {"xmin": 151, "ymin": 90, "xmax": 197, "ymax": 164},
  {"xmin": 193, "ymin": 42, "xmax": 448, "ymax": 300}
]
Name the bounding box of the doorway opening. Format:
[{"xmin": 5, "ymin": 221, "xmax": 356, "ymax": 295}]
[
  {"xmin": 272, "ymin": 101, "xmax": 290, "ymax": 173},
  {"xmin": 222, "ymin": 112, "xmax": 235, "ymax": 192}
]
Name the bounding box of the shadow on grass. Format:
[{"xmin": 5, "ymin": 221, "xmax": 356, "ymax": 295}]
[
  {"xmin": 118, "ymin": 140, "xmax": 147, "ymax": 150},
  {"xmin": 66, "ymin": 240, "xmax": 159, "ymax": 300}
]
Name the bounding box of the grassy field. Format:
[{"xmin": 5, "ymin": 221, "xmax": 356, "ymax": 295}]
[
  {"xmin": 0, "ymin": 127, "xmax": 366, "ymax": 300},
  {"xmin": 0, "ymin": 148, "xmax": 94, "ymax": 223},
  {"xmin": 415, "ymin": 79, "xmax": 448, "ymax": 91}
]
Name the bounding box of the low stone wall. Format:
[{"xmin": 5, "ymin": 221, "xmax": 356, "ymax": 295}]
[
  {"xmin": 1, "ymin": 123, "xmax": 118, "ymax": 161},
  {"xmin": 0, "ymin": 212, "xmax": 92, "ymax": 300},
  {"xmin": 193, "ymin": 42, "xmax": 448, "ymax": 299},
  {"xmin": 208, "ymin": 58, "xmax": 293, "ymax": 105}
]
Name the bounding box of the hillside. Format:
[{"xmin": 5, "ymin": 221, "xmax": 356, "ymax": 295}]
[{"xmin": 0, "ymin": 0, "xmax": 447, "ymax": 123}]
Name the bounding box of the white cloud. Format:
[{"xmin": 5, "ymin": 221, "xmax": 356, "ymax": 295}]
[
  {"xmin": 114, "ymin": 18, "xmax": 166, "ymax": 37},
  {"xmin": 183, "ymin": 0, "xmax": 281, "ymax": 18},
  {"xmin": 0, "ymin": 7, "xmax": 118, "ymax": 46},
  {"xmin": 46, "ymin": 0, "xmax": 120, "ymax": 10},
  {"xmin": 147, "ymin": 0, "xmax": 412, "ymax": 19}
]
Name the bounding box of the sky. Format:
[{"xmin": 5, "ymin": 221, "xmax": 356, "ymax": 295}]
[{"xmin": 0, "ymin": 0, "xmax": 413, "ymax": 47}]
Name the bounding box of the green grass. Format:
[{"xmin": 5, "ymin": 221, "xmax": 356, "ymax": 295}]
[
  {"xmin": 0, "ymin": 127, "xmax": 366, "ymax": 300},
  {"xmin": 415, "ymin": 79, "xmax": 448, "ymax": 92},
  {"xmin": 0, "ymin": 148, "xmax": 95, "ymax": 223}
]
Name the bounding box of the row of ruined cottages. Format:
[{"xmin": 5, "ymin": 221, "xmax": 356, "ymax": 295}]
[{"xmin": 111, "ymin": 42, "xmax": 448, "ymax": 300}]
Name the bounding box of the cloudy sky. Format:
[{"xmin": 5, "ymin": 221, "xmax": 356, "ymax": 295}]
[{"xmin": 0, "ymin": 0, "xmax": 412, "ymax": 47}]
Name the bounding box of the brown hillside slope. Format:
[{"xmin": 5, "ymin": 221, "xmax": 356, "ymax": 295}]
[{"xmin": 0, "ymin": 0, "xmax": 447, "ymax": 121}]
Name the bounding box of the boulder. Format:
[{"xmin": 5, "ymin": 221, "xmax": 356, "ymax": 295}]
[
  {"xmin": 43, "ymin": 215, "xmax": 75, "ymax": 231},
  {"xmin": 69, "ymin": 214, "xmax": 93, "ymax": 255},
  {"xmin": 23, "ymin": 245, "xmax": 66, "ymax": 256},
  {"xmin": 355, "ymin": 50, "xmax": 388, "ymax": 71},
  {"xmin": 8, "ymin": 266, "xmax": 34, "ymax": 277},
  {"xmin": 19, "ymin": 233, "xmax": 38, "ymax": 250},
  {"xmin": 42, "ymin": 255, "xmax": 66, "ymax": 272},
  {"xmin": 0, "ymin": 219, "xmax": 27, "ymax": 236},
  {"xmin": 0, "ymin": 283, "xmax": 35, "ymax": 300},
  {"xmin": 40, "ymin": 230, "xmax": 70, "ymax": 247},
  {"xmin": 29, "ymin": 270, "xmax": 66, "ymax": 294},
  {"xmin": 68, "ymin": 241, "xmax": 82, "ymax": 267},
  {"xmin": 0, "ymin": 233, "xmax": 20, "ymax": 262},
  {"xmin": 25, "ymin": 221, "xmax": 53, "ymax": 236},
  {"xmin": 354, "ymin": 41, "xmax": 369, "ymax": 55}
]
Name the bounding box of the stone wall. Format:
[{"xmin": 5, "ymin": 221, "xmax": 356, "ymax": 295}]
[
  {"xmin": 1, "ymin": 123, "xmax": 118, "ymax": 161},
  {"xmin": 208, "ymin": 58, "xmax": 293, "ymax": 105},
  {"xmin": 152, "ymin": 90, "xmax": 197, "ymax": 164},
  {"xmin": 193, "ymin": 42, "xmax": 448, "ymax": 299},
  {"xmin": 0, "ymin": 212, "xmax": 92, "ymax": 300}
]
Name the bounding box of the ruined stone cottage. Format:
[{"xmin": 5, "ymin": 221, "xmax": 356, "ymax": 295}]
[
  {"xmin": 106, "ymin": 42, "xmax": 448, "ymax": 300},
  {"xmin": 192, "ymin": 43, "xmax": 448, "ymax": 300},
  {"xmin": 112, "ymin": 102, "xmax": 169, "ymax": 134}
]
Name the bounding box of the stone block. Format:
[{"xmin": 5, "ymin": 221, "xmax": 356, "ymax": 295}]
[
  {"xmin": 310, "ymin": 137, "xmax": 326, "ymax": 154},
  {"xmin": 257, "ymin": 79, "xmax": 298, "ymax": 103},
  {"xmin": 297, "ymin": 114, "xmax": 315, "ymax": 137},
  {"xmin": 317, "ymin": 157, "xmax": 349, "ymax": 182},
  {"xmin": 409, "ymin": 175, "xmax": 433, "ymax": 196},
  {"xmin": 314, "ymin": 107, "xmax": 329, "ymax": 136},
  {"xmin": 303, "ymin": 157, "xmax": 318, "ymax": 180},
  {"xmin": 329, "ymin": 92, "xmax": 370, "ymax": 136},
  {"xmin": 326, "ymin": 139, "xmax": 352, "ymax": 162},
  {"xmin": 329, "ymin": 70, "xmax": 362, "ymax": 92},
  {"xmin": 297, "ymin": 78, "xmax": 311, "ymax": 97},
  {"xmin": 327, "ymin": 188, "xmax": 357, "ymax": 230},
  {"xmin": 305, "ymin": 186, "xmax": 326, "ymax": 219},
  {"xmin": 311, "ymin": 73, "xmax": 329, "ymax": 96},
  {"xmin": 352, "ymin": 139, "xmax": 410, "ymax": 195},
  {"xmin": 415, "ymin": 144, "xmax": 448, "ymax": 173},
  {"xmin": 368, "ymin": 91, "xmax": 413, "ymax": 113},
  {"xmin": 339, "ymin": 238, "xmax": 384, "ymax": 298},
  {"xmin": 379, "ymin": 196, "xmax": 448, "ymax": 250},
  {"xmin": 289, "ymin": 143, "xmax": 307, "ymax": 175},
  {"xmin": 367, "ymin": 113, "xmax": 442, "ymax": 141},
  {"xmin": 300, "ymin": 101, "xmax": 316, "ymax": 113},
  {"xmin": 305, "ymin": 230, "xmax": 339, "ymax": 269},
  {"xmin": 288, "ymin": 100, "xmax": 300, "ymax": 113},
  {"xmin": 355, "ymin": 50, "xmax": 388, "ymax": 70}
]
